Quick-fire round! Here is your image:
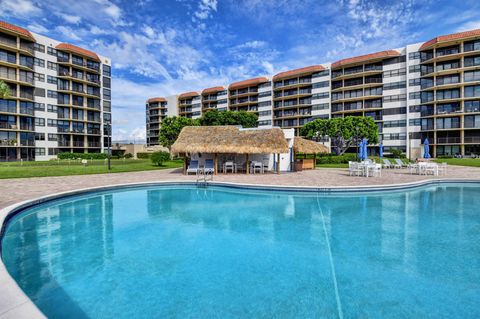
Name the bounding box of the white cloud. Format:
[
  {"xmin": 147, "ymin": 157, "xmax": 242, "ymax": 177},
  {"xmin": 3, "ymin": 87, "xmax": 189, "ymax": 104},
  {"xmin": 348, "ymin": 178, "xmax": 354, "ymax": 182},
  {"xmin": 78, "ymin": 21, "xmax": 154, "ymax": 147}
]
[
  {"xmin": 57, "ymin": 13, "xmax": 82, "ymax": 24},
  {"xmin": 455, "ymin": 20, "xmax": 480, "ymax": 32},
  {"xmin": 193, "ymin": 0, "xmax": 218, "ymax": 20},
  {"xmin": 55, "ymin": 26, "xmax": 82, "ymax": 41},
  {"xmin": 27, "ymin": 23, "xmax": 49, "ymax": 34},
  {"xmin": 0, "ymin": 0, "xmax": 41, "ymax": 17}
]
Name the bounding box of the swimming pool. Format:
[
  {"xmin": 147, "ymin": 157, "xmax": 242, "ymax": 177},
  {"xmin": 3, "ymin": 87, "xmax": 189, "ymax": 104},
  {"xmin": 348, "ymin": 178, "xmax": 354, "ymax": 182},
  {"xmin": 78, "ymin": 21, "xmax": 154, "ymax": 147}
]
[{"xmin": 1, "ymin": 183, "xmax": 479, "ymax": 318}]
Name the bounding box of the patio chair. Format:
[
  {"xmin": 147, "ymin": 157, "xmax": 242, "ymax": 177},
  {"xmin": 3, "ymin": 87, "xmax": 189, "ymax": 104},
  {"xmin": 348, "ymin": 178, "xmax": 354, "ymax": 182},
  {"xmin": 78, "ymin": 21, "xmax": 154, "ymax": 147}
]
[
  {"xmin": 408, "ymin": 163, "xmax": 419, "ymax": 174},
  {"xmin": 250, "ymin": 161, "xmax": 263, "ymax": 174},
  {"xmin": 437, "ymin": 162, "xmax": 447, "ymax": 176},
  {"xmin": 186, "ymin": 160, "xmax": 200, "ymax": 175},
  {"xmin": 369, "ymin": 164, "xmax": 382, "ymax": 177},
  {"xmin": 382, "ymin": 158, "xmax": 393, "ymax": 169},
  {"xmin": 349, "ymin": 161, "xmax": 363, "ymax": 176},
  {"xmin": 204, "ymin": 159, "xmax": 215, "ymax": 174},
  {"xmin": 394, "ymin": 158, "xmax": 407, "ymax": 168}
]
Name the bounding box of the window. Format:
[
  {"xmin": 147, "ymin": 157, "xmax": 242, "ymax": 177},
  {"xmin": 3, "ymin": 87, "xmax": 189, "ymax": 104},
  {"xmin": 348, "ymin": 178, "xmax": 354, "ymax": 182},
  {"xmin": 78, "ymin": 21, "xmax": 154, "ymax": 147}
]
[
  {"xmin": 383, "ymin": 94, "xmax": 406, "ymax": 102},
  {"xmin": 383, "ymin": 133, "xmax": 406, "ymax": 140},
  {"xmin": 258, "ymin": 110, "xmax": 271, "ymax": 116},
  {"xmin": 103, "ymin": 64, "xmax": 111, "ymax": 77},
  {"xmin": 465, "ymin": 100, "xmax": 480, "ymax": 113},
  {"xmin": 312, "ymin": 70, "xmax": 330, "ymax": 78},
  {"xmin": 436, "ymin": 60, "xmax": 460, "ymax": 71},
  {"xmin": 34, "ymin": 73, "xmax": 45, "ymax": 82},
  {"xmin": 383, "ymin": 81, "xmax": 406, "ymax": 90},
  {"xmin": 258, "ymin": 101, "xmax": 271, "ymax": 107},
  {"xmin": 48, "ymin": 133, "xmax": 58, "ymax": 141},
  {"xmin": 464, "ymin": 71, "xmax": 480, "ymax": 82},
  {"xmin": 47, "ymin": 90, "xmax": 58, "ymax": 99},
  {"xmin": 57, "ymin": 93, "xmax": 70, "ymax": 104},
  {"xmin": 258, "ymin": 91, "xmax": 271, "ymax": 98},
  {"xmin": 312, "ymin": 81, "xmax": 329, "ymax": 89},
  {"xmin": 383, "ymin": 68, "xmax": 406, "ymax": 77},
  {"xmin": 47, "ymin": 104, "xmax": 58, "ymax": 113},
  {"xmin": 312, "ymin": 103, "xmax": 329, "ymax": 111},
  {"xmin": 383, "ymin": 56, "xmax": 406, "ymax": 65},
  {"xmin": 47, "ymin": 47, "xmax": 57, "ymax": 56},
  {"xmin": 47, "ymin": 61, "xmax": 58, "ymax": 70},
  {"xmin": 34, "ymin": 57, "xmax": 45, "ymax": 67},
  {"xmin": 437, "ymin": 74, "xmax": 460, "ymax": 85},
  {"xmin": 436, "ymin": 45, "xmax": 459, "ymax": 57},
  {"xmin": 35, "ymin": 148, "xmax": 46, "ymax": 156},
  {"xmin": 258, "ymin": 120, "xmax": 272, "ymax": 126},
  {"xmin": 465, "ymin": 85, "xmax": 480, "ymax": 98},
  {"xmin": 409, "ymin": 105, "xmax": 421, "ymax": 112},
  {"xmin": 34, "ymin": 133, "xmax": 45, "ymax": 141},
  {"xmin": 383, "ymin": 107, "xmax": 406, "ymax": 115},
  {"xmin": 47, "ymin": 119, "xmax": 57, "ymax": 127},
  {"xmin": 464, "ymin": 40, "xmax": 480, "ymax": 52},
  {"xmin": 102, "ymin": 76, "xmax": 111, "ymax": 88},
  {"xmin": 33, "ymin": 88, "xmax": 45, "ymax": 97},
  {"xmin": 408, "ymin": 52, "xmax": 420, "ymax": 60},
  {"xmin": 436, "ymin": 89, "xmax": 460, "ymax": 100},
  {"xmin": 47, "ymin": 75, "xmax": 57, "ymax": 85},
  {"xmin": 48, "ymin": 148, "xmax": 59, "ymax": 156},
  {"xmin": 34, "ymin": 103, "xmax": 45, "ymax": 111},
  {"xmin": 464, "ymin": 56, "xmax": 480, "ymax": 67},
  {"xmin": 409, "ymin": 78, "xmax": 421, "ymax": 86},
  {"xmin": 104, "ymin": 113, "xmax": 111, "ymax": 123},
  {"xmin": 409, "ymin": 118, "xmax": 421, "ymax": 126},
  {"xmin": 409, "ymin": 92, "xmax": 421, "ymax": 99},
  {"xmin": 409, "ymin": 65, "xmax": 421, "ymax": 73},
  {"xmin": 33, "ymin": 43, "xmax": 45, "ymax": 53},
  {"xmin": 0, "ymin": 49, "xmax": 16, "ymax": 64},
  {"xmin": 436, "ymin": 117, "xmax": 460, "ymax": 129},
  {"xmin": 312, "ymin": 92, "xmax": 329, "ymax": 99}
]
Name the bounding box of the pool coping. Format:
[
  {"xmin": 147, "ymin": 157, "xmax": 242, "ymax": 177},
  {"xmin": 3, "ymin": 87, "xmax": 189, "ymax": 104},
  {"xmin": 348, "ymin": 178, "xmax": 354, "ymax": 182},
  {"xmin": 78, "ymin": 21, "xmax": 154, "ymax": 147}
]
[{"xmin": 1, "ymin": 177, "xmax": 479, "ymax": 318}]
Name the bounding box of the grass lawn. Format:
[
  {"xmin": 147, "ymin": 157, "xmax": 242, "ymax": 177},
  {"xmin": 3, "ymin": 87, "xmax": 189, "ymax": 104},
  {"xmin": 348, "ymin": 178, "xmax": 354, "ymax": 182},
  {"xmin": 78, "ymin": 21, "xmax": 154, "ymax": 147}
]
[
  {"xmin": 434, "ymin": 158, "xmax": 480, "ymax": 167},
  {"xmin": 0, "ymin": 159, "xmax": 183, "ymax": 179}
]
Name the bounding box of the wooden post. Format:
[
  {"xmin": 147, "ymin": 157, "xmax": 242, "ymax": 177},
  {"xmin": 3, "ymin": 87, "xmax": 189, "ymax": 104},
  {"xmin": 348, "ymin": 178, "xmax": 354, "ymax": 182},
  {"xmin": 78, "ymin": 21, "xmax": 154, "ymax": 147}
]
[
  {"xmin": 313, "ymin": 153, "xmax": 317, "ymax": 170},
  {"xmin": 277, "ymin": 153, "xmax": 280, "ymax": 174},
  {"xmin": 246, "ymin": 154, "xmax": 249, "ymax": 174},
  {"xmin": 214, "ymin": 153, "xmax": 218, "ymax": 175},
  {"xmin": 183, "ymin": 155, "xmax": 187, "ymax": 175}
]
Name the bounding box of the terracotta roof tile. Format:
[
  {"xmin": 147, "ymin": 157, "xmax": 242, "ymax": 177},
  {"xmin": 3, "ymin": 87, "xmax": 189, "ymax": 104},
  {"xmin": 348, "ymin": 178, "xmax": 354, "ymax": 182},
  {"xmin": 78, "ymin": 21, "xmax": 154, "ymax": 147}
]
[
  {"xmin": 420, "ymin": 29, "xmax": 480, "ymax": 50},
  {"xmin": 273, "ymin": 65, "xmax": 325, "ymax": 81},
  {"xmin": 178, "ymin": 91, "xmax": 199, "ymax": 99},
  {"xmin": 55, "ymin": 43, "xmax": 100, "ymax": 61},
  {"xmin": 147, "ymin": 97, "xmax": 167, "ymax": 104},
  {"xmin": 0, "ymin": 20, "xmax": 35, "ymax": 41},
  {"xmin": 331, "ymin": 50, "xmax": 400, "ymax": 68},
  {"xmin": 202, "ymin": 86, "xmax": 225, "ymax": 94},
  {"xmin": 228, "ymin": 77, "xmax": 269, "ymax": 90}
]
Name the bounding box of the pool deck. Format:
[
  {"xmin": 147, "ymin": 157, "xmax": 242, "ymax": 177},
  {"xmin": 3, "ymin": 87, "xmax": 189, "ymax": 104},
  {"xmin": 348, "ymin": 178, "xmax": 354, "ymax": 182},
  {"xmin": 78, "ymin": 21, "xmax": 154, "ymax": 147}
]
[
  {"xmin": 1, "ymin": 166, "xmax": 480, "ymax": 318},
  {"xmin": 2, "ymin": 165, "xmax": 480, "ymax": 209}
]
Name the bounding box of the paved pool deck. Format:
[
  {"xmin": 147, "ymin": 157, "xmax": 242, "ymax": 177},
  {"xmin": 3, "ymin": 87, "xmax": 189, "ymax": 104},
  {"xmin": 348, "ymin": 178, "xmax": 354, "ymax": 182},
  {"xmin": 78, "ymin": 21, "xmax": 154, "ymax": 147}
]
[{"xmin": 2, "ymin": 165, "xmax": 480, "ymax": 209}]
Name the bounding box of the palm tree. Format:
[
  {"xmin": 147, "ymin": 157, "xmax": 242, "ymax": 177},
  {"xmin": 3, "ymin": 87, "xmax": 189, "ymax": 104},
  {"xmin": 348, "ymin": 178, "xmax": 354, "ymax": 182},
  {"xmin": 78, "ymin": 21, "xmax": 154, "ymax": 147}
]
[{"xmin": 0, "ymin": 80, "xmax": 11, "ymax": 98}]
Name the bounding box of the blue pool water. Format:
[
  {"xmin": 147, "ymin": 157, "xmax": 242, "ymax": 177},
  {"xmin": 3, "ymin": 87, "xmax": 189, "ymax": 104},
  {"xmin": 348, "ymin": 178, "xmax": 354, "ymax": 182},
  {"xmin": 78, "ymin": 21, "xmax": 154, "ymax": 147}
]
[{"xmin": 1, "ymin": 184, "xmax": 480, "ymax": 318}]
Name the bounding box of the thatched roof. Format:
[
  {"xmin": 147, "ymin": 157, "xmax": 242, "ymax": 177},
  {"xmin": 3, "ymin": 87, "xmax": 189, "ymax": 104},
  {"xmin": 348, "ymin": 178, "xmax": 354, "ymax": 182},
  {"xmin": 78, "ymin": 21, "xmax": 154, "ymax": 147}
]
[
  {"xmin": 171, "ymin": 126, "xmax": 289, "ymax": 155},
  {"xmin": 293, "ymin": 137, "xmax": 328, "ymax": 154}
]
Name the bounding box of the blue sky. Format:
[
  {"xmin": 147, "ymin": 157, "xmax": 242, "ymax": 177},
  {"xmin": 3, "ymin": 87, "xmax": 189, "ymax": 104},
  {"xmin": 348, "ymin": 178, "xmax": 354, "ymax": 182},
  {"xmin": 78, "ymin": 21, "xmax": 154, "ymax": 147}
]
[{"xmin": 1, "ymin": 0, "xmax": 479, "ymax": 142}]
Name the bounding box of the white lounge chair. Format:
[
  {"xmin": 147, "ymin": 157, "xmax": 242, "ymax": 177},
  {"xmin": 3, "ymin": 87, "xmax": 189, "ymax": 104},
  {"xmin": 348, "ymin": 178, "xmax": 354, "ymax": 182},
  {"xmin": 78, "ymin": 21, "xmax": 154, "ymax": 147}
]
[
  {"xmin": 394, "ymin": 158, "xmax": 407, "ymax": 168},
  {"xmin": 368, "ymin": 164, "xmax": 382, "ymax": 177},
  {"xmin": 187, "ymin": 160, "xmax": 200, "ymax": 175},
  {"xmin": 204, "ymin": 159, "xmax": 215, "ymax": 174},
  {"xmin": 349, "ymin": 161, "xmax": 363, "ymax": 176},
  {"xmin": 382, "ymin": 158, "xmax": 393, "ymax": 169}
]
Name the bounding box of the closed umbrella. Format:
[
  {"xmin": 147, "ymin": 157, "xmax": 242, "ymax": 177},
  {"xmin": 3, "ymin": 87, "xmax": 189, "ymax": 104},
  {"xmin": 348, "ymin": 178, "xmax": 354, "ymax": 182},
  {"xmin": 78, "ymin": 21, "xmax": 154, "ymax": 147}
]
[
  {"xmin": 423, "ymin": 138, "xmax": 431, "ymax": 159},
  {"xmin": 379, "ymin": 143, "xmax": 383, "ymax": 159},
  {"xmin": 362, "ymin": 138, "xmax": 368, "ymax": 160},
  {"xmin": 358, "ymin": 139, "xmax": 364, "ymax": 161}
]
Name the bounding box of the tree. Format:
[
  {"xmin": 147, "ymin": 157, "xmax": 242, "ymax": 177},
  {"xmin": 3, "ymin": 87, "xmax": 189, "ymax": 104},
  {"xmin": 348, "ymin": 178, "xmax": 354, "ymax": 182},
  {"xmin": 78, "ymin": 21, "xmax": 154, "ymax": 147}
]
[
  {"xmin": 150, "ymin": 151, "xmax": 171, "ymax": 166},
  {"xmin": 199, "ymin": 110, "xmax": 258, "ymax": 128},
  {"xmin": 301, "ymin": 116, "xmax": 378, "ymax": 155},
  {"xmin": 0, "ymin": 80, "xmax": 11, "ymax": 99},
  {"xmin": 159, "ymin": 116, "xmax": 199, "ymax": 150}
]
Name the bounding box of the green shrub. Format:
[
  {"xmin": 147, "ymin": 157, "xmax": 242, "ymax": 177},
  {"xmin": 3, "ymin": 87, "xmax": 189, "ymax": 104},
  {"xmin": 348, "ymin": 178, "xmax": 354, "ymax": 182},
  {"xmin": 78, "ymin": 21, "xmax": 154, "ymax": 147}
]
[
  {"xmin": 58, "ymin": 152, "xmax": 108, "ymax": 160},
  {"xmin": 151, "ymin": 151, "xmax": 170, "ymax": 166},
  {"xmin": 389, "ymin": 149, "xmax": 404, "ymax": 158},
  {"xmin": 124, "ymin": 153, "xmax": 133, "ymax": 159},
  {"xmin": 137, "ymin": 152, "xmax": 152, "ymax": 159},
  {"xmin": 316, "ymin": 153, "xmax": 357, "ymax": 164}
]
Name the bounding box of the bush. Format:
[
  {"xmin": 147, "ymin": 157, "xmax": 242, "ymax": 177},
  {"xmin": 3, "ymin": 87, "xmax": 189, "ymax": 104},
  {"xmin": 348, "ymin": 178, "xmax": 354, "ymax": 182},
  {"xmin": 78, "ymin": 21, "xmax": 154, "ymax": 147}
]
[
  {"xmin": 124, "ymin": 153, "xmax": 133, "ymax": 159},
  {"xmin": 316, "ymin": 153, "xmax": 357, "ymax": 164},
  {"xmin": 58, "ymin": 152, "xmax": 108, "ymax": 160},
  {"xmin": 137, "ymin": 152, "xmax": 152, "ymax": 159},
  {"xmin": 389, "ymin": 149, "xmax": 405, "ymax": 158},
  {"xmin": 150, "ymin": 151, "xmax": 170, "ymax": 166}
]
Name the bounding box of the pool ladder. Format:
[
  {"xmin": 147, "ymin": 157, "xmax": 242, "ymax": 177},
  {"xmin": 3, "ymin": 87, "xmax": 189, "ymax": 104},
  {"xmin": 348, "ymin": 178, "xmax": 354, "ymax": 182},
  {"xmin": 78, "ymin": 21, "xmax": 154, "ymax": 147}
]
[{"xmin": 196, "ymin": 170, "xmax": 213, "ymax": 186}]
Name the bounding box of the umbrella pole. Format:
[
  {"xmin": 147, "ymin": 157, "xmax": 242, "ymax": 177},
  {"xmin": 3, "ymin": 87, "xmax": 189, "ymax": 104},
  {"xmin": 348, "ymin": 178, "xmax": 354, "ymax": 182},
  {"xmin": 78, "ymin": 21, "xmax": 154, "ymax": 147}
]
[{"xmin": 246, "ymin": 154, "xmax": 249, "ymax": 174}]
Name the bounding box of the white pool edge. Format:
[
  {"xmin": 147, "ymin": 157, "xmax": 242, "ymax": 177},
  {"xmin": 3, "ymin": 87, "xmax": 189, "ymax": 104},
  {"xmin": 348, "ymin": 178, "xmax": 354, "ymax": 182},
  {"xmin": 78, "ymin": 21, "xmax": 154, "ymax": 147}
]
[{"xmin": 1, "ymin": 177, "xmax": 479, "ymax": 318}]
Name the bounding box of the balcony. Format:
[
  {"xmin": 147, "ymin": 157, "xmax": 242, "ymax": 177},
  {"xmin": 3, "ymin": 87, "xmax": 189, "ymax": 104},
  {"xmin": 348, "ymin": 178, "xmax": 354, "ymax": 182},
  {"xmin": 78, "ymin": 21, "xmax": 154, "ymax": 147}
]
[
  {"xmin": 464, "ymin": 136, "xmax": 480, "ymax": 143},
  {"xmin": 0, "ymin": 122, "xmax": 16, "ymax": 129},
  {"xmin": 88, "ymin": 142, "xmax": 101, "ymax": 147},
  {"xmin": 0, "ymin": 36, "xmax": 17, "ymax": 49},
  {"xmin": 58, "ymin": 141, "xmax": 70, "ymax": 147},
  {"xmin": 19, "ymin": 140, "xmax": 35, "ymax": 146},
  {"xmin": 436, "ymin": 137, "xmax": 461, "ymax": 144},
  {"xmin": 19, "ymin": 42, "xmax": 34, "ymax": 55},
  {"xmin": 73, "ymin": 141, "xmax": 84, "ymax": 147}
]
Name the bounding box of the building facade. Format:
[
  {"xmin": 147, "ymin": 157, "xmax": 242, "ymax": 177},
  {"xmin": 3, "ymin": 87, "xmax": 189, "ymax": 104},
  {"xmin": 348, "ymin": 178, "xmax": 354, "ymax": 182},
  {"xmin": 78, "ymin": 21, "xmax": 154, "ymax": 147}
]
[
  {"xmin": 146, "ymin": 28, "xmax": 480, "ymax": 158},
  {"xmin": 0, "ymin": 21, "xmax": 112, "ymax": 161}
]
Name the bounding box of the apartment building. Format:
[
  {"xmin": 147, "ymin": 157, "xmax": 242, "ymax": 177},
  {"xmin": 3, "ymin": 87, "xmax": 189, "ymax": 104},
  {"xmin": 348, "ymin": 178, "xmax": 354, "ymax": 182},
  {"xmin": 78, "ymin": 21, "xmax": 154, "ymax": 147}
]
[
  {"xmin": 146, "ymin": 28, "xmax": 480, "ymax": 158},
  {"xmin": 0, "ymin": 21, "xmax": 111, "ymax": 161}
]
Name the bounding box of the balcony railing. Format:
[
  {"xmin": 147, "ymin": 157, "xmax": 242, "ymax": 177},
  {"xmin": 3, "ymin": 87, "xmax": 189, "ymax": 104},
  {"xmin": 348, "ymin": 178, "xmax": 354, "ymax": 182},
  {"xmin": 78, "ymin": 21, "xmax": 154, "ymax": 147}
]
[
  {"xmin": 0, "ymin": 36, "xmax": 17, "ymax": 48},
  {"xmin": 0, "ymin": 70, "xmax": 16, "ymax": 81},
  {"xmin": 0, "ymin": 123, "xmax": 16, "ymax": 129},
  {"xmin": 58, "ymin": 141, "xmax": 70, "ymax": 147},
  {"xmin": 465, "ymin": 136, "xmax": 480, "ymax": 143},
  {"xmin": 73, "ymin": 141, "xmax": 84, "ymax": 147},
  {"xmin": 87, "ymin": 129, "xmax": 101, "ymax": 135},
  {"xmin": 88, "ymin": 142, "xmax": 101, "ymax": 147},
  {"xmin": 19, "ymin": 42, "xmax": 34, "ymax": 55},
  {"xmin": 437, "ymin": 137, "xmax": 461, "ymax": 144},
  {"xmin": 19, "ymin": 140, "xmax": 35, "ymax": 146}
]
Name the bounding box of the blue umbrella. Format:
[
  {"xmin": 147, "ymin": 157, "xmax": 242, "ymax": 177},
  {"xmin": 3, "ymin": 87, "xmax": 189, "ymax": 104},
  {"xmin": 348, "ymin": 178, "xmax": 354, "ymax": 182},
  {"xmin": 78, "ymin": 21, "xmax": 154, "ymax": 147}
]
[
  {"xmin": 358, "ymin": 139, "xmax": 364, "ymax": 161},
  {"xmin": 362, "ymin": 138, "xmax": 368, "ymax": 160},
  {"xmin": 379, "ymin": 143, "xmax": 383, "ymax": 159},
  {"xmin": 423, "ymin": 138, "xmax": 431, "ymax": 159}
]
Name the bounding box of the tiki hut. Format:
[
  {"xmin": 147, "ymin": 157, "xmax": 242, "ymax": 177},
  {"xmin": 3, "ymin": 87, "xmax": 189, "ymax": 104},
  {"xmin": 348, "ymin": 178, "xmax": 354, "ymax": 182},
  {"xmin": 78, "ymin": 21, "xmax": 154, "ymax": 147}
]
[
  {"xmin": 171, "ymin": 126, "xmax": 290, "ymax": 174},
  {"xmin": 293, "ymin": 137, "xmax": 329, "ymax": 170}
]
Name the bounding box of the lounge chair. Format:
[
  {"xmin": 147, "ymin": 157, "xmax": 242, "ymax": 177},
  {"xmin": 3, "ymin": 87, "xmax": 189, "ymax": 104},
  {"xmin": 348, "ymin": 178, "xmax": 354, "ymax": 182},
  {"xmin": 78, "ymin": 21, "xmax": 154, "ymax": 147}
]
[
  {"xmin": 204, "ymin": 159, "xmax": 215, "ymax": 174},
  {"xmin": 382, "ymin": 158, "xmax": 393, "ymax": 169},
  {"xmin": 394, "ymin": 158, "xmax": 407, "ymax": 168},
  {"xmin": 349, "ymin": 161, "xmax": 363, "ymax": 176},
  {"xmin": 186, "ymin": 160, "xmax": 200, "ymax": 175},
  {"xmin": 251, "ymin": 161, "xmax": 263, "ymax": 174}
]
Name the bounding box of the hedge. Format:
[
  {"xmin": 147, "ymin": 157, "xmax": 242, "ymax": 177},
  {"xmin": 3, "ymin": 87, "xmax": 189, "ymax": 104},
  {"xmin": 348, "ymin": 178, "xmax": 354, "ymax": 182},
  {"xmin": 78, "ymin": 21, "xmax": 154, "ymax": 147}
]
[
  {"xmin": 315, "ymin": 153, "xmax": 357, "ymax": 164},
  {"xmin": 57, "ymin": 152, "xmax": 108, "ymax": 160},
  {"xmin": 136, "ymin": 152, "xmax": 152, "ymax": 159}
]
